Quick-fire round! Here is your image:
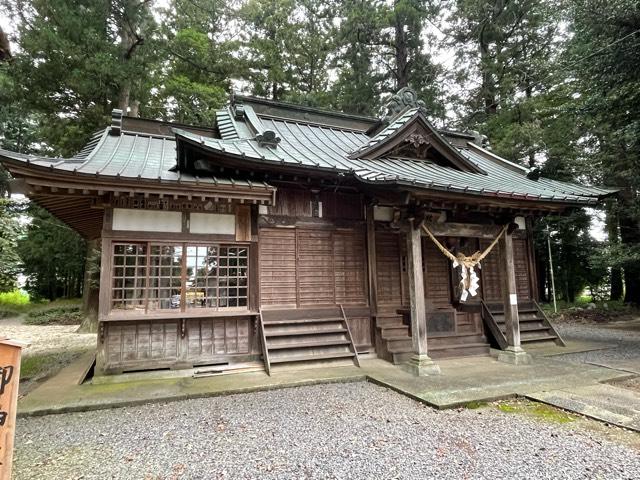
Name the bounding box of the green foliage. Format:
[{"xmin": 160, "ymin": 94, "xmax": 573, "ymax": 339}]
[
  {"xmin": 0, "ymin": 198, "xmax": 24, "ymax": 292},
  {"xmin": 0, "ymin": 289, "xmax": 30, "ymax": 306},
  {"xmin": 1, "ymin": 0, "xmax": 159, "ymax": 155},
  {"xmin": 25, "ymin": 304, "xmax": 83, "ymax": 325},
  {"xmin": 17, "ymin": 206, "xmax": 86, "ymax": 301}
]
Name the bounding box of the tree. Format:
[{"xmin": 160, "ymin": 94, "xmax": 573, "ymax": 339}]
[
  {"xmin": 149, "ymin": 0, "xmax": 236, "ymax": 125},
  {"xmin": 568, "ymin": 0, "xmax": 640, "ymax": 304},
  {"xmin": 1, "ymin": 0, "xmax": 159, "ymax": 155},
  {"xmin": 0, "ymin": 198, "xmax": 23, "ymax": 292},
  {"xmin": 239, "ymin": 0, "xmax": 337, "ymax": 106},
  {"xmin": 445, "ymin": 0, "xmax": 565, "ymax": 165},
  {"xmin": 331, "ymin": 0, "xmax": 386, "ymax": 116},
  {"xmin": 17, "ymin": 206, "xmax": 86, "ymax": 301}
]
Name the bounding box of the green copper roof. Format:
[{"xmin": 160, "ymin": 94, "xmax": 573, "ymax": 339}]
[{"xmin": 0, "ymin": 99, "xmax": 616, "ymax": 206}]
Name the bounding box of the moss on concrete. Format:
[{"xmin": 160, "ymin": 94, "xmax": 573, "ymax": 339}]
[{"xmin": 496, "ymin": 400, "xmax": 577, "ymax": 424}]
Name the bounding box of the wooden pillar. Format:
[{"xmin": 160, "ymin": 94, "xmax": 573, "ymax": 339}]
[
  {"xmin": 498, "ymin": 224, "xmax": 532, "ymax": 365},
  {"xmin": 366, "ymin": 205, "xmax": 378, "ymax": 315},
  {"xmin": 402, "ymin": 219, "xmax": 440, "ymax": 376}
]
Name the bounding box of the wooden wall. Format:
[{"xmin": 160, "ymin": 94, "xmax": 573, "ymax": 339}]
[
  {"xmin": 258, "ymin": 187, "xmax": 372, "ymax": 351},
  {"xmin": 100, "ymin": 316, "xmax": 259, "ymax": 373},
  {"xmin": 258, "ymin": 227, "xmax": 368, "ymax": 308},
  {"xmin": 480, "ymin": 237, "xmax": 533, "ymax": 303}
]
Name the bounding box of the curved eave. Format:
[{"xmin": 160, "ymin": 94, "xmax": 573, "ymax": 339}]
[
  {"xmin": 0, "ymin": 151, "xmax": 276, "ymax": 204},
  {"xmin": 173, "ymin": 135, "xmax": 607, "ymax": 207}
]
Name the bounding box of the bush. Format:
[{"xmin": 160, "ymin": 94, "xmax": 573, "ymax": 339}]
[
  {"xmin": 0, "ymin": 289, "xmax": 30, "ymax": 307},
  {"xmin": 24, "ymin": 305, "xmax": 83, "ymax": 325},
  {"xmin": 0, "ymin": 308, "xmax": 19, "ymax": 319}
]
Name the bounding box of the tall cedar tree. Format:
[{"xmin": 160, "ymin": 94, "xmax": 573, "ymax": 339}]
[
  {"xmin": 1, "ymin": 0, "xmax": 158, "ymax": 155},
  {"xmin": 150, "ymin": 0, "xmax": 237, "ymax": 125},
  {"xmin": 569, "ymin": 0, "xmax": 640, "ymax": 304}
]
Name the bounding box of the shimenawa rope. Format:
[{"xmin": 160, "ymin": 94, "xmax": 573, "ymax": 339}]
[{"xmin": 421, "ymin": 224, "xmax": 508, "ymax": 301}]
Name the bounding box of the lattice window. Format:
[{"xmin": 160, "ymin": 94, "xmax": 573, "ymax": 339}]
[
  {"xmin": 148, "ymin": 245, "xmax": 183, "ymax": 311},
  {"xmin": 112, "ymin": 243, "xmax": 147, "ymax": 311},
  {"xmin": 110, "ymin": 242, "xmax": 249, "ymax": 315}
]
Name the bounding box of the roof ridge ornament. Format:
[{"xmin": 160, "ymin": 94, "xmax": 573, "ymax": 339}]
[
  {"xmin": 383, "ymin": 87, "xmax": 425, "ymax": 122},
  {"xmin": 110, "ymin": 109, "xmax": 123, "ymax": 136}
]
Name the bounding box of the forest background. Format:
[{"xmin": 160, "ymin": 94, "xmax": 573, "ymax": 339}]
[{"xmin": 0, "ymin": 0, "xmax": 639, "ymax": 306}]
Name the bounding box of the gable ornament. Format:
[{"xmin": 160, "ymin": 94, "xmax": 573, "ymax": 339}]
[{"xmin": 405, "ymin": 133, "xmax": 429, "ymax": 148}]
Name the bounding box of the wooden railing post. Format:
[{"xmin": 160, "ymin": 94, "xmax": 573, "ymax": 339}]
[
  {"xmin": 497, "ymin": 224, "xmax": 532, "ymax": 365},
  {"xmin": 402, "ymin": 218, "xmax": 440, "ymax": 376}
]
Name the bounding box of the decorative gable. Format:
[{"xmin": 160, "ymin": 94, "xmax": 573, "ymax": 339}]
[{"xmin": 350, "ymin": 105, "xmax": 486, "ymax": 175}]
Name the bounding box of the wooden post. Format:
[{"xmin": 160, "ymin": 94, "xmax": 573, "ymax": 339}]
[
  {"xmin": 0, "ymin": 337, "xmax": 29, "ymax": 480},
  {"xmin": 497, "ymin": 225, "xmax": 532, "ymax": 365},
  {"xmin": 402, "ymin": 219, "xmax": 440, "ymax": 376},
  {"xmin": 365, "ymin": 205, "xmax": 378, "ymax": 316}
]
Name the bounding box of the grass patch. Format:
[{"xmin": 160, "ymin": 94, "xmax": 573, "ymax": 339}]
[
  {"xmin": 496, "ymin": 400, "xmax": 576, "ymax": 423},
  {"xmin": 0, "ymin": 289, "xmax": 30, "ymax": 307},
  {"xmin": 19, "ymin": 348, "xmax": 90, "ymax": 395},
  {"xmin": 24, "ymin": 302, "xmax": 84, "ymax": 326}
]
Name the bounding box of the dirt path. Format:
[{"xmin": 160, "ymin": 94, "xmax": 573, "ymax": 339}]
[{"xmin": 2, "ymin": 315, "xmax": 96, "ymax": 355}]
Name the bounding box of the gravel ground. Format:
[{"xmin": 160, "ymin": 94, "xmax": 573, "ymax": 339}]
[
  {"xmin": 554, "ymin": 319, "xmax": 640, "ymax": 365},
  {"xmin": 14, "ymin": 382, "xmax": 640, "ymax": 480},
  {"xmin": 1, "ymin": 316, "xmax": 96, "ymax": 355}
]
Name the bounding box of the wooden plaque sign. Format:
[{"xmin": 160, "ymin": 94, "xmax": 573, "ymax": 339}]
[{"xmin": 0, "ymin": 337, "xmax": 28, "ymax": 480}]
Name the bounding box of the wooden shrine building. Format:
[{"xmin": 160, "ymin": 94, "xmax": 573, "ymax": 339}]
[{"xmin": 0, "ymin": 88, "xmax": 614, "ymax": 376}]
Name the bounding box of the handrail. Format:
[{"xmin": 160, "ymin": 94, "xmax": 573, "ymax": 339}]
[
  {"xmin": 480, "ymin": 299, "xmax": 508, "ymax": 350},
  {"xmin": 258, "ymin": 308, "xmax": 272, "ymax": 375},
  {"xmin": 532, "ymin": 300, "xmax": 566, "ymax": 347},
  {"xmin": 339, "ymin": 304, "xmax": 361, "ymax": 367}
]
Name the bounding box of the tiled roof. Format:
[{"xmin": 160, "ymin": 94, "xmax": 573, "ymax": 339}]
[
  {"xmin": 0, "ymin": 129, "xmax": 268, "ymax": 190},
  {"xmin": 0, "ymin": 103, "xmax": 615, "ymax": 206},
  {"xmin": 173, "ymin": 111, "xmax": 614, "ymax": 204}
]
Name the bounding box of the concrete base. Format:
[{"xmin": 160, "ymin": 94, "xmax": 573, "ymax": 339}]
[
  {"xmin": 498, "ymin": 346, "xmax": 532, "ymax": 365},
  {"xmin": 401, "ymin": 354, "xmax": 441, "ymax": 376}
]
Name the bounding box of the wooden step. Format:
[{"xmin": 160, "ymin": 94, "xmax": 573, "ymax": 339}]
[
  {"xmin": 269, "ymin": 351, "xmax": 356, "ymax": 364},
  {"xmin": 266, "ymin": 339, "xmax": 351, "ymax": 350},
  {"xmin": 264, "ymin": 327, "xmax": 347, "ymax": 337},
  {"xmin": 263, "ymin": 317, "xmax": 343, "ymax": 325},
  {"xmin": 381, "ymin": 326, "xmax": 409, "ymax": 339}
]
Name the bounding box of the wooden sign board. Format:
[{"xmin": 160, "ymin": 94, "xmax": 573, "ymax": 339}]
[{"xmin": 0, "ymin": 337, "xmax": 28, "ymax": 480}]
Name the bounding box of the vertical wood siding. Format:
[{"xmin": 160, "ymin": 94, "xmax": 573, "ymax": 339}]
[
  {"xmin": 513, "ymin": 238, "xmax": 532, "ymax": 301},
  {"xmin": 258, "ymin": 229, "xmax": 297, "ymax": 306},
  {"xmin": 259, "ymin": 227, "xmax": 367, "ymax": 307},
  {"xmin": 105, "ymin": 321, "xmax": 179, "ymax": 366},
  {"xmin": 374, "ymin": 231, "xmax": 404, "ymax": 308},
  {"xmin": 423, "ymin": 239, "xmax": 452, "ymax": 306}
]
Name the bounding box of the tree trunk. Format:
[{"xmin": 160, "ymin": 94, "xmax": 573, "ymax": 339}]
[
  {"xmin": 605, "ymin": 203, "xmax": 624, "ymax": 301},
  {"xmin": 79, "ymin": 239, "xmax": 99, "ymax": 333},
  {"xmin": 394, "ymin": 14, "xmax": 409, "ymax": 89}
]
